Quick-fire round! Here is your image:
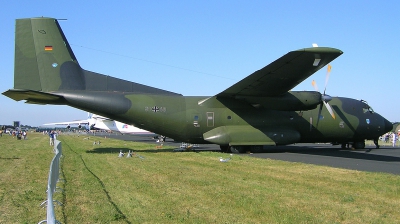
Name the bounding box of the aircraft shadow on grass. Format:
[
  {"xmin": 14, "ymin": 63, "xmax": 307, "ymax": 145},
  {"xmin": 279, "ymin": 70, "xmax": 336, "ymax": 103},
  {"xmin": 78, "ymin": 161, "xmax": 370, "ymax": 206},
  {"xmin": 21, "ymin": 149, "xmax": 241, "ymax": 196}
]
[
  {"xmin": 261, "ymin": 145, "xmax": 400, "ymax": 162},
  {"xmin": 86, "ymin": 147, "xmax": 173, "ymax": 154}
]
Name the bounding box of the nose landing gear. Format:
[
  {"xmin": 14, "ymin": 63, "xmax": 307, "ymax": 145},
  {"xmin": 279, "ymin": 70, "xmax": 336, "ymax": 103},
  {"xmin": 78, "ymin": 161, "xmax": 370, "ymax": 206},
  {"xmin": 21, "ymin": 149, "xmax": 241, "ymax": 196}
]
[{"xmin": 341, "ymin": 141, "xmax": 366, "ymax": 150}]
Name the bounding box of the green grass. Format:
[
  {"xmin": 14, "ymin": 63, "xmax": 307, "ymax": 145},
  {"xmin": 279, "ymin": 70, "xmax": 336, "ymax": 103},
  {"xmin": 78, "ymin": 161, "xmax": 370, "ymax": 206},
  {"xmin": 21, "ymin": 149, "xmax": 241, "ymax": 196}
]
[{"xmin": 1, "ymin": 132, "xmax": 400, "ymax": 223}]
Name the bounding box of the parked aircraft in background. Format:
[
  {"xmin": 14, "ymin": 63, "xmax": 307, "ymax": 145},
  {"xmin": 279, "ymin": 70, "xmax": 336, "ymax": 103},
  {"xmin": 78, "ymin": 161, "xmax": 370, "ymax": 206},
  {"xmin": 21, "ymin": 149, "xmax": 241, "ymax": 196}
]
[
  {"xmin": 44, "ymin": 113, "xmax": 154, "ymax": 135},
  {"xmin": 3, "ymin": 18, "xmax": 393, "ymax": 153}
]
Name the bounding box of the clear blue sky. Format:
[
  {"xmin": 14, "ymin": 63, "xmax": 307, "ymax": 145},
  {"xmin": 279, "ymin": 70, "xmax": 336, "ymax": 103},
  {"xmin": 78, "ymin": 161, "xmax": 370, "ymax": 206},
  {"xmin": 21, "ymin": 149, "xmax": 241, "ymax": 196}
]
[{"xmin": 1, "ymin": 1, "xmax": 399, "ymax": 127}]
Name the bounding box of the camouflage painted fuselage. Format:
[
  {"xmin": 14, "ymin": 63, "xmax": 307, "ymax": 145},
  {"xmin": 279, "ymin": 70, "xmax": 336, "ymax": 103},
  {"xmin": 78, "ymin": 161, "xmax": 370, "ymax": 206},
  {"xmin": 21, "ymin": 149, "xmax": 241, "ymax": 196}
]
[{"xmin": 49, "ymin": 92, "xmax": 389, "ymax": 145}]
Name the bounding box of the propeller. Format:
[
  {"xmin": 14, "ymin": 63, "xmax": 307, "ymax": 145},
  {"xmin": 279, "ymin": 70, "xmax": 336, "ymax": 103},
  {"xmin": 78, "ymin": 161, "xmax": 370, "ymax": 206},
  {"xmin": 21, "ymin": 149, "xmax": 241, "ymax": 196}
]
[{"xmin": 312, "ymin": 64, "xmax": 336, "ymax": 126}]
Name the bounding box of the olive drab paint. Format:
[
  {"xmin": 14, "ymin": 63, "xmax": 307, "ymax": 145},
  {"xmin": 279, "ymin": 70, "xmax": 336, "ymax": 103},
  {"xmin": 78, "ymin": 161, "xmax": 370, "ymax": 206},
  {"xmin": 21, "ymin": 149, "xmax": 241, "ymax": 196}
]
[{"xmin": 3, "ymin": 17, "xmax": 393, "ymax": 153}]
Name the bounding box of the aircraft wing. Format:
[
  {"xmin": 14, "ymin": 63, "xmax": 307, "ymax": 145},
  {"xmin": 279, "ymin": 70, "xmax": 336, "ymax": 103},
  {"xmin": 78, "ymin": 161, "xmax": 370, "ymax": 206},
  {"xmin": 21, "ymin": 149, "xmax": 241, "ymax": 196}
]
[
  {"xmin": 217, "ymin": 47, "xmax": 343, "ymax": 98},
  {"xmin": 92, "ymin": 114, "xmax": 113, "ymax": 121},
  {"xmin": 43, "ymin": 120, "xmax": 89, "ymax": 126}
]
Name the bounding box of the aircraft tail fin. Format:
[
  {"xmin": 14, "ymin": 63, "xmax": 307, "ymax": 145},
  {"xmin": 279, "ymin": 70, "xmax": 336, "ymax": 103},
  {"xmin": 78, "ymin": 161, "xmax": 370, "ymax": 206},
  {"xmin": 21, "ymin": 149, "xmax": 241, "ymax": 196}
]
[
  {"xmin": 7, "ymin": 17, "xmax": 180, "ymax": 102},
  {"xmin": 14, "ymin": 17, "xmax": 82, "ymax": 92}
]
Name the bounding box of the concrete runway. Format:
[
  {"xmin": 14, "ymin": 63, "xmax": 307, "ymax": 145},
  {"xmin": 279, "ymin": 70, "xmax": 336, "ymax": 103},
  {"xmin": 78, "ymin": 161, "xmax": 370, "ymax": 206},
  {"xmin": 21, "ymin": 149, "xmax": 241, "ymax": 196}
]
[{"xmin": 92, "ymin": 132, "xmax": 400, "ymax": 175}]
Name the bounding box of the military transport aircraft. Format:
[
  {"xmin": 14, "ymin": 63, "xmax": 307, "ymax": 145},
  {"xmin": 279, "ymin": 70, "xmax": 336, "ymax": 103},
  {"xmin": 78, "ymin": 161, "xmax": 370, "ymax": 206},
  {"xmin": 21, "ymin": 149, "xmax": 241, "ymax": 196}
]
[
  {"xmin": 43, "ymin": 113, "xmax": 154, "ymax": 135},
  {"xmin": 3, "ymin": 17, "xmax": 393, "ymax": 153}
]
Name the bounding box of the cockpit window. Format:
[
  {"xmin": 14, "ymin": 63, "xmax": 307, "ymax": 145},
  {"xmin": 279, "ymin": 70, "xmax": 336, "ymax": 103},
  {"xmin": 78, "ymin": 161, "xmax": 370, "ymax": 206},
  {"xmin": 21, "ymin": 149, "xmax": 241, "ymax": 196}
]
[{"xmin": 361, "ymin": 100, "xmax": 374, "ymax": 114}]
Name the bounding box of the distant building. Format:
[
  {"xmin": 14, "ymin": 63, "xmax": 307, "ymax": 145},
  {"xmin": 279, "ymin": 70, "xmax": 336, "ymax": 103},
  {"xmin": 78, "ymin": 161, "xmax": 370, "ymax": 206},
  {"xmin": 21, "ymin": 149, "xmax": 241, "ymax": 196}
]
[{"xmin": 13, "ymin": 121, "xmax": 20, "ymax": 128}]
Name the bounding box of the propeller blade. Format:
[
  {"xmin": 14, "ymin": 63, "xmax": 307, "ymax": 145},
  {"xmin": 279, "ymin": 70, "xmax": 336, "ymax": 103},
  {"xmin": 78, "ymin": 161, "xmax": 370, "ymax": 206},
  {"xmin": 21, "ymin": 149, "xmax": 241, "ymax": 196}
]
[
  {"xmin": 312, "ymin": 80, "xmax": 319, "ymax": 92},
  {"xmin": 323, "ymin": 64, "xmax": 332, "ymax": 94},
  {"xmin": 323, "ymin": 101, "xmax": 336, "ymax": 119},
  {"xmin": 312, "ymin": 63, "xmax": 336, "ymax": 123},
  {"xmin": 316, "ymin": 103, "xmax": 323, "ymax": 127}
]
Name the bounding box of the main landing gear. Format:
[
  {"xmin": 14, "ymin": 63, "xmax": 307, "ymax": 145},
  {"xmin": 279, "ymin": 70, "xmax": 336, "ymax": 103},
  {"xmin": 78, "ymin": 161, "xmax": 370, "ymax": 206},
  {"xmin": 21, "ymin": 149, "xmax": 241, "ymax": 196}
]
[
  {"xmin": 230, "ymin": 146, "xmax": 246, "ymax": 154},
  {"xmin": 220, "ymin": 145, "xmax": 264, "ymax": 154}
]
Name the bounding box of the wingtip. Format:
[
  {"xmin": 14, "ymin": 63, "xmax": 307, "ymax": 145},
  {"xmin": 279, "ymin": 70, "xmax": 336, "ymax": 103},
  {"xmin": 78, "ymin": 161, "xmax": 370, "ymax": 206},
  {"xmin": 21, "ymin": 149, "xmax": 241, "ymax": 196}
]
[{"xmin": 297, "ymin": 47, "xmax": 343, "ymax": 55}]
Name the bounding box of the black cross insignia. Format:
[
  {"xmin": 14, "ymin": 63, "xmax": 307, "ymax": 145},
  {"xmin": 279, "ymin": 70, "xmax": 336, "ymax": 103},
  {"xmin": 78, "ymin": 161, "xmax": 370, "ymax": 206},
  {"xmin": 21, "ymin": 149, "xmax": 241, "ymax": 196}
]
[{"xmin": 152, "ymin": 106, "xmax": 159, "ymax": 113}]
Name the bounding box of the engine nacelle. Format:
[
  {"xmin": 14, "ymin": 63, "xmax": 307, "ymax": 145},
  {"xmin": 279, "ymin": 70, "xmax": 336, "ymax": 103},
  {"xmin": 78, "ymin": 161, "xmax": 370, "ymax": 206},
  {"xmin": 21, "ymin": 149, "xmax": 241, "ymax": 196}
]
[{"xmin": 237, "ymin": 91, "xmax": 321, "ymax": 111}]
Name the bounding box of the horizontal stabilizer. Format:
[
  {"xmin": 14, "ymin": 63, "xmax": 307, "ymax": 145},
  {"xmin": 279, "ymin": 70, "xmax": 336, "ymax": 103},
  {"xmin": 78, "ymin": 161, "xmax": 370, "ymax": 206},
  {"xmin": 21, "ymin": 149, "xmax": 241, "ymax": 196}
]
[{"xmin": 2, "ymin": 89, "xmax": 65, "ymax": 104}]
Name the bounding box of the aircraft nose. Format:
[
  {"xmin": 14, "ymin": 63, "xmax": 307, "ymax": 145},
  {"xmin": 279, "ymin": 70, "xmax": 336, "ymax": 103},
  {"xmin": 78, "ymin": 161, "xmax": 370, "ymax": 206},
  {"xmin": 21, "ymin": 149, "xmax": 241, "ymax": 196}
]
[{"xmin": 383, "ymin": 117, "xmax": 393, "ymax": 133}]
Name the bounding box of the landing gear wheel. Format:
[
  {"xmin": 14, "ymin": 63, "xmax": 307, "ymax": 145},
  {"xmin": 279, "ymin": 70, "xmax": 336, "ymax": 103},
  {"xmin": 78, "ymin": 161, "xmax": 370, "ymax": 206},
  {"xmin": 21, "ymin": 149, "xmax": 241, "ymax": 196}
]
[
  {"xmin": 250, "ymin": 145, "xmax": 263, "ymax": 153},
  {"xmin": 230, "ymin": 146, "xmax": 246, "ymax": 154},
  {"xmin": 353, "ymin": 141, "xmax": 365, "ymax": 149},
  {"xmin": 220, "ymin": 145, "xmax": 230, "ymax": 153}
]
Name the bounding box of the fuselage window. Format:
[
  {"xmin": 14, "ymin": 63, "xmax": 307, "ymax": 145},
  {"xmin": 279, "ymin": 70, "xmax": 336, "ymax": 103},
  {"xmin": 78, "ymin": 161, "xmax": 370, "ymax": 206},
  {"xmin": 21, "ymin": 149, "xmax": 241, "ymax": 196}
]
[
  {"xmin": 368, "ymin": 107, "xmax": 374, "ymax": 113},
  {"xmin": 362, "ymin": 106, "xmax": 374, "ymax": 114},
  {"xmin": 360, "ymin": 100, "xmax": 374, "ymax": 114},
  {"xmin": 227, "ymin": 116, "xmax": 232, "ymax": 120},
  {"xmin": 194, "ymin": 115, "xmax": 199, "ymax": 120}
]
